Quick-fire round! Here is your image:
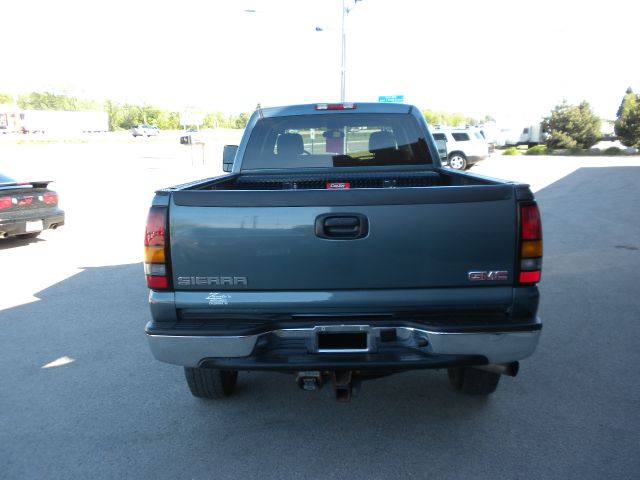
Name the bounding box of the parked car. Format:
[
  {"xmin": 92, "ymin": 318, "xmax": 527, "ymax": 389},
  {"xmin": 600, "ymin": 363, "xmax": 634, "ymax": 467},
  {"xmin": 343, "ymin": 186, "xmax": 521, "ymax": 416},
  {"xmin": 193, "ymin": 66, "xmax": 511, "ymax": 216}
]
[
  {"xmin": 430, "ymin": 127, "xmax": 489, "ymax": 170},
  {"xmin": 131, "ymin": 125, "xmax": 160, "ymax": 137},
  {"xmin": 0, "ymin": 173, "xmax": 65, "ymax": 240}
]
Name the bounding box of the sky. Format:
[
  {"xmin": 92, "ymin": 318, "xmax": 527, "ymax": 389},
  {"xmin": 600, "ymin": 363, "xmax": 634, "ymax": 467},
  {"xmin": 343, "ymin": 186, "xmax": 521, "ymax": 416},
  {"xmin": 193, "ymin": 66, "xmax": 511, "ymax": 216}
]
[{"xmin": 2, "ymin": 0, "xmax": 639, "ymax": 125}]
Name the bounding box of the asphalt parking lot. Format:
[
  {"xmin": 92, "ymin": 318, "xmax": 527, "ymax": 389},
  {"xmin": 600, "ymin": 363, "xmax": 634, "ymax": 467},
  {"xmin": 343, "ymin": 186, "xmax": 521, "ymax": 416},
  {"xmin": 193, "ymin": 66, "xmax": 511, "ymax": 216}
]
[{"xmin": 1, "ymin": 138, "xmax": 639, "ymax": 479}]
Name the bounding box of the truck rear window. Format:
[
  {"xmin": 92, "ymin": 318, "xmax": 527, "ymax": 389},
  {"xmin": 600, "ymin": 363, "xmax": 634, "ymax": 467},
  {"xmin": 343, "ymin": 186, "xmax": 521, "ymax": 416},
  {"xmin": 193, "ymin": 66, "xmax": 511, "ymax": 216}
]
[{"xmin": 241, "ymin": 113, "xmax": 433, "ymax": 170}]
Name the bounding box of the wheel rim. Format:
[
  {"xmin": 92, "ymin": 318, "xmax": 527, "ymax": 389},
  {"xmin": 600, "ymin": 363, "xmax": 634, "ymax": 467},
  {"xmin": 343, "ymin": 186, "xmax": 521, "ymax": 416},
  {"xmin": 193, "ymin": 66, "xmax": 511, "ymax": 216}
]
[{"xmin": 449, "ymin": 155, "xmax": 465, "ymax": 169}]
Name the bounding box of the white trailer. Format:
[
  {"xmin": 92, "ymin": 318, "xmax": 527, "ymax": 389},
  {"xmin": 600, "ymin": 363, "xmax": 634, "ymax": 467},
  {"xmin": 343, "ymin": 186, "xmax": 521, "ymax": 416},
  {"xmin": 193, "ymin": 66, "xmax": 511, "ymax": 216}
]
[
  {"xmin": 499, "ymin": 123, "xmax": 545, "ymax": 148},
  {"xmin": 516, "ymin": 124, "xmax": 544, "ymax": 148},
  {"xmin": 19, "ymin": 110, "xmax": 108, "ymax": 134}
]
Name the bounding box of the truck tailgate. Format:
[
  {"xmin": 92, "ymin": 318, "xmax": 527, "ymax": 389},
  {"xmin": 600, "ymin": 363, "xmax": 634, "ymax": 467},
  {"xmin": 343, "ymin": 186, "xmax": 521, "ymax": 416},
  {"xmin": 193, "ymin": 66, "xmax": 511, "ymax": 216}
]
[{"xmin": 168, "ymin": 184, "xmax": 517, "ymax": 291}]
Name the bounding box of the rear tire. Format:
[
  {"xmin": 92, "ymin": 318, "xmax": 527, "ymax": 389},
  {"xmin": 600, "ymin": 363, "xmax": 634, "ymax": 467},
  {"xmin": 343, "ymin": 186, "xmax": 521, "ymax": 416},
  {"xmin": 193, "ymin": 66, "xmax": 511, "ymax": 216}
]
[
  {"xmin": 184, "ymin": 367, "xmax": 238, "ymax": 399},
  {"xmin": 447, "ymin": 367, "xmax": 500, "ymax": 395},
  {"xmin": 448, "ymin": 153, "xmax": 468, "ymax": 170}
]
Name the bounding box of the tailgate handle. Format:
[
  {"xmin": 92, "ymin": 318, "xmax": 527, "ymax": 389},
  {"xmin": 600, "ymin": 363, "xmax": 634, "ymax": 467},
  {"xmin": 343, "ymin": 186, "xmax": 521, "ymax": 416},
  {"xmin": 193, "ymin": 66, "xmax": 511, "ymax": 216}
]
[{"xmin": 315, "ymin": 214, "xmax": 368, "ymax": 240}]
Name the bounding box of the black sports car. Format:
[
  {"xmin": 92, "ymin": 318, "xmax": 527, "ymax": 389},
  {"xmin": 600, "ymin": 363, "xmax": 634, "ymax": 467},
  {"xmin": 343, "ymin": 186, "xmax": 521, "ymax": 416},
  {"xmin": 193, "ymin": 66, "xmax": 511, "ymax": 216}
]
[{"xmin": 0, "ymin": 172, "xmax": 65, "ymax": 240}]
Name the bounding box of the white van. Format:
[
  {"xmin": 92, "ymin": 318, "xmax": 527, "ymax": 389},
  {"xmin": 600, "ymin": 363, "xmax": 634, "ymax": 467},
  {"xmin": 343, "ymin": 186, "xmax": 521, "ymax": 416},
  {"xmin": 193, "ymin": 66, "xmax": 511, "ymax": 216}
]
[{"xmin": 131, "ymin": 125, "xmax": 160, "ymax": 137}]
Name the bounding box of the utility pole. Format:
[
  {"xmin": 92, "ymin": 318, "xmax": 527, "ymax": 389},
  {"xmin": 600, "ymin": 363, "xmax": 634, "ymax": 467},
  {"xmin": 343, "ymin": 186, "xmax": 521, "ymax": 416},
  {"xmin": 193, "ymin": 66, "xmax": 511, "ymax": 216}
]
[
  {"xmin": 340, "ymin": 0, "xmax": 347, "ymax": 102},
  {"xmin": 340, "ymin": 0, "xmax": 362, "ymax": 102}
]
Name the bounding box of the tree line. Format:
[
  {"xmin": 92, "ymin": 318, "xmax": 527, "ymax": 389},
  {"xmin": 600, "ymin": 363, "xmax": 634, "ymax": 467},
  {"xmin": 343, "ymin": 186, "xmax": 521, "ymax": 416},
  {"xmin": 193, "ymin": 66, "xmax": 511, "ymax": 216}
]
[
  {"xmin": 540, "ymin": 88, "xmax": 640, "ymax": 149},
  {"xmin": 420, "ymin": 110, "xmax": 495, "ymax": 128},
  {"xmin": 0, "ymin": 92, "xmax": 252, "ymax": 131},
  {"xmin": 423, "ymin": 89, "xmax": 640, "ymax": 150},
  {"xmin": 2, "ymin": 89, "xmax": 640, "ymax": 148}
]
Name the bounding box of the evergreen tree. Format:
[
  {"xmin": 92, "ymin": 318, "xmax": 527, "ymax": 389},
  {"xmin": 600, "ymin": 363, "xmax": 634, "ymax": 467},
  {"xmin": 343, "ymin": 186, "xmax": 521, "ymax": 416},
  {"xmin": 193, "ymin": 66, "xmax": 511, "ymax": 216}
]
[
  {"xmin": 543, "ymin": 100, "xmax": 601, "ymax": 149},
  {"xmin": 614, "ymin": 87, "xmax": 640, "ymax": 148}
]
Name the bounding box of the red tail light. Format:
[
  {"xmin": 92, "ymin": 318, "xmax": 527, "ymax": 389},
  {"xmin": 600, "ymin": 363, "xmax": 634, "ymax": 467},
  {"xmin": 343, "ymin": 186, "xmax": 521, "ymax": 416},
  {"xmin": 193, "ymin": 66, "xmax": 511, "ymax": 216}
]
[
  {"xmin": 146, "ymin": 276, "xmax": 169, "ymax": 289},
  {"xmin": 145, "ymin": 208, "xmax": 165, "ymax": 247},
  {"xmin": 521, "ymin": 204, "xmax": 541, "ymax": 240},
  {"xmin": 518, "ymin": 203, "xmax": 543, "ymax": 284},
  {"xmin": 520, "ymin": 271, "xmax": 541, "ymax": 283},
  {"xmin": 144, "ymin": 207, "xmax": 170, "ymax": 290},
  {"xmin": 43, "ymin": 192, "xmax": 58, "ymax": 205},
  {"xmin": 0, "ymin": 196, "xmax": 11, "ymax": 210}
]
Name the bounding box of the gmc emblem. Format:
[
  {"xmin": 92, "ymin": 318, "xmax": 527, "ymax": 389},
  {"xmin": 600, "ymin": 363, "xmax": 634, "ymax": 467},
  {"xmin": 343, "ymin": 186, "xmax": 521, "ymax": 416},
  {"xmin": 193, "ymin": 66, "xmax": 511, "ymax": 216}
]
[{"xmin": 468, "ymin": 271, "xmax": 509, "ymax": 281}]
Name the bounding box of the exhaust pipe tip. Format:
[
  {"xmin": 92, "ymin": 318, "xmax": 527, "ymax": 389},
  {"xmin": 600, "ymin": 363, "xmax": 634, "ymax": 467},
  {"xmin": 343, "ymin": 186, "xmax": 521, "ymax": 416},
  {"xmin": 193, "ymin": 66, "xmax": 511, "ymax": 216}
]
[{"xmin": 474, "ymin": 362, "xmax": 519, "ymax": 377}]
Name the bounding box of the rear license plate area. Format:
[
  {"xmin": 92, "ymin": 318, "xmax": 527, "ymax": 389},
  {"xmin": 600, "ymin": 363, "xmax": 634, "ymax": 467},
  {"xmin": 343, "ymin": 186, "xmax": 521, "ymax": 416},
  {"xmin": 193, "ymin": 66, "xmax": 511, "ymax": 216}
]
[
  {"xmin": 26, "ymin": 220, "xmax": 43, "ymax": 232},
  {"xmin": 317, "ymin": 332, "xmax": 368, "ymax": 352}
]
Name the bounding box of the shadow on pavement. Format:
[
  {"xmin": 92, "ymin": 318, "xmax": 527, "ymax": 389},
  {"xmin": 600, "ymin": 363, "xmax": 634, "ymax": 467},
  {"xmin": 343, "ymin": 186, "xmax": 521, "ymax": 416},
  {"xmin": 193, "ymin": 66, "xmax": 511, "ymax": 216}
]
[
  {"xmin": 1, "ymin": 166, "xmax": 638, "ymax": 480},
  {"xmin": 0, "ymin": 234, "xmax": 47, "ymax": 249}
]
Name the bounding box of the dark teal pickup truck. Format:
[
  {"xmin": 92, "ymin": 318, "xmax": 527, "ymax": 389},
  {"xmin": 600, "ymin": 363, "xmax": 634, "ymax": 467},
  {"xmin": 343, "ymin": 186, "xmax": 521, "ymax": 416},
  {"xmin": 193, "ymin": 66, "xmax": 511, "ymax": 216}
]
[{"xmin": 144, "ymin": 103, "xmax": 543, "ymax": 400}]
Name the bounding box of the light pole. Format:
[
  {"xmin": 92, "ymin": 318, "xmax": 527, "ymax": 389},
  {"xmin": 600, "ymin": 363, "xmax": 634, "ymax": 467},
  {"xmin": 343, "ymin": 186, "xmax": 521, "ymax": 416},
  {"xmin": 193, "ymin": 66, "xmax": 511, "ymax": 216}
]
[
  {"xmin": 251, "ymin": 2, "xmax": 362, "ymax": 103},
  {"xmin": 340, "ymin": 0, "xmax": 347, "ymax": 102},
  {"xmin": 340, "ymin": 0, "xmax": 362, "ymax": 102}
]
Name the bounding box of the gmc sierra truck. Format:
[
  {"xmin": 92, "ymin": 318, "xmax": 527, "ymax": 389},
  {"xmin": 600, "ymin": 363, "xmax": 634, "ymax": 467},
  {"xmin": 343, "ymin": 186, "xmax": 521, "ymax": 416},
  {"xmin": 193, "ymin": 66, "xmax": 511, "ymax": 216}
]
[{"xmin": 144, "ymin": 103, "xmax": 543, "ymax": 401}]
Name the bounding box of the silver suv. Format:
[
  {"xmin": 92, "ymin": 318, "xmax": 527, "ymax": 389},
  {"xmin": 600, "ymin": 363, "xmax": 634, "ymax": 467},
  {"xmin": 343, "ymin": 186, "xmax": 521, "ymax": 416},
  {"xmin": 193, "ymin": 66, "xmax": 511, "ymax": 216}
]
[
  {"xmin": 430, "ymin": 127, "xmax": 489, "ymax": 170},
  {"xmin": 131, "ymin": 125, "xmax": 159, "ymax": 137}
]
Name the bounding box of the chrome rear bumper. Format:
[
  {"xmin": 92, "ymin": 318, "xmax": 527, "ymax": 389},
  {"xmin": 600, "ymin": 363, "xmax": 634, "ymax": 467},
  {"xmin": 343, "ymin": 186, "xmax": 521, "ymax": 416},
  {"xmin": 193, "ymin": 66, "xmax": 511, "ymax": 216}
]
[{"xmin": 146, "ymin": 322, "xmax": 541, "ymax": 368}]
